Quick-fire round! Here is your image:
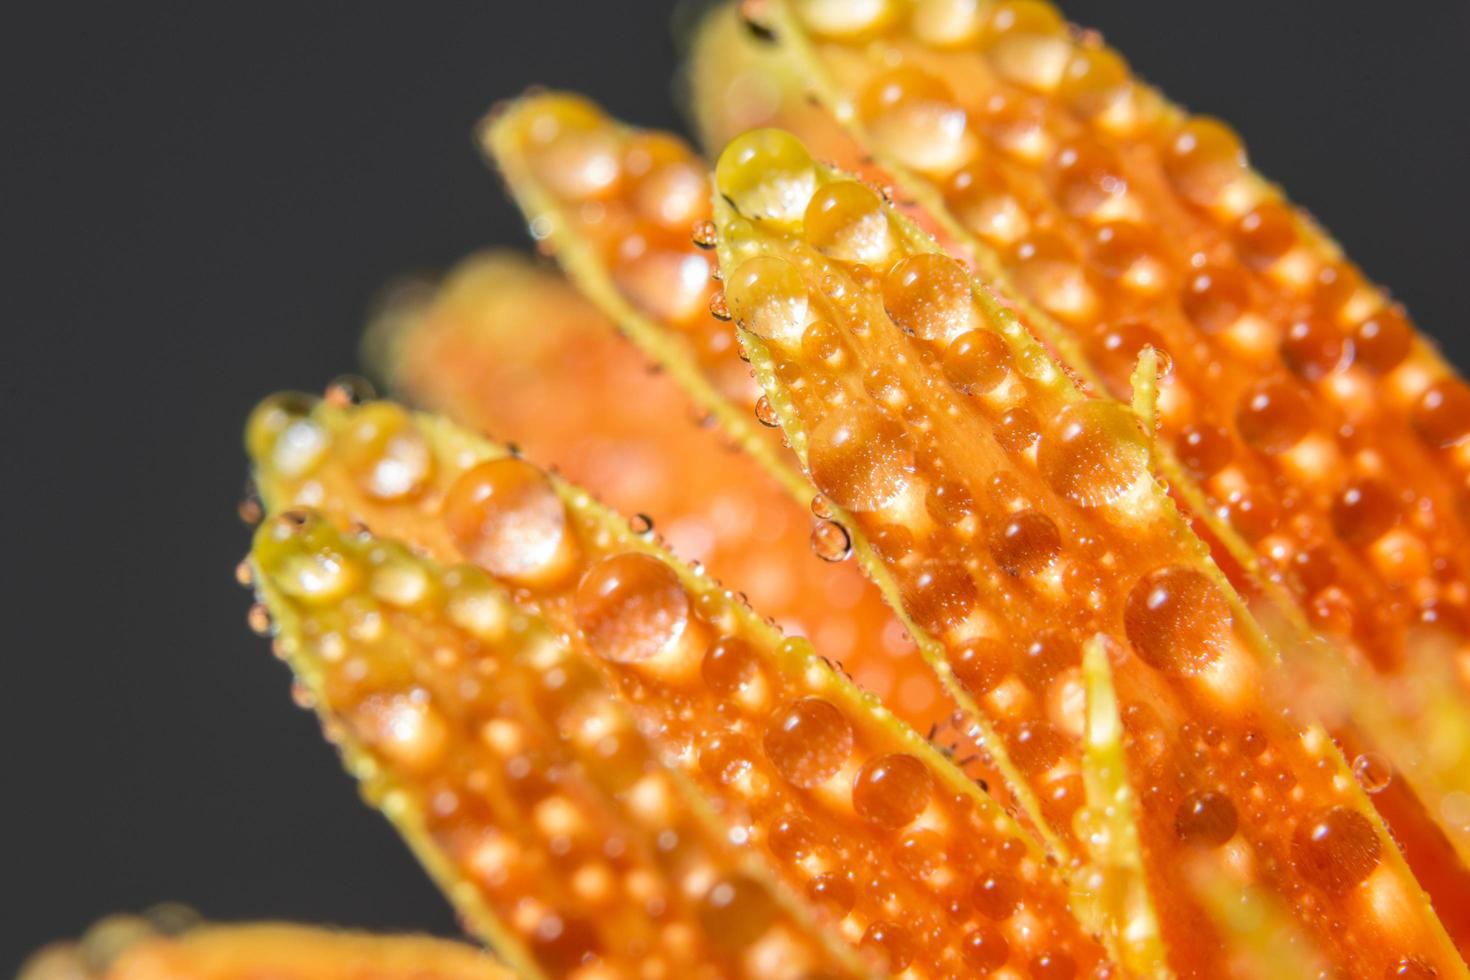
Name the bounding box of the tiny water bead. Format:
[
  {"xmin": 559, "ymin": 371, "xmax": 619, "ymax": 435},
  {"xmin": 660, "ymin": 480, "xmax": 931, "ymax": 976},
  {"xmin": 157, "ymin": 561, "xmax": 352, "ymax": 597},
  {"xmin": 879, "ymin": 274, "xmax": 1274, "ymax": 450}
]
[
  {"xmin": 444, "ymin": 458, "xmax": 574, "ymax": 585},
  {"xmin": 1176, "ymin": 423, "xmax": 1234, "ymax": 479},
  {"xmin": 942, "ymin": 329, "xmax": 1011, "ymax": 394},
  {"xmin": 803, "ymin": 180, "xmax": 893, "ymax": 264},
  {"xmin": 882, "ymin": 252, "xmax": 978, "ymax": 342},
  {"xmin": 763, "ymin": 697, "xmax": 854, "ymax": 788},
  {"xmin": 1293, "ymin": 806, "xmax": 1382, "ymax": 894},
  {"xmin": 340, "ymin": 402, "xmax": 435, "ymax": 501},
  {"xmin": 807, "ymin": 404, "xmax": 914, "ymax": 512},
  {"xmin": 690, "ymin": 218, "xmax": 718, "ymax": 249},
  {"xmin": 851, "ymin": 753, "xmax": 931, "ymax": 829},
  {"xmin": 724, "ymin": 255, "xmax": 810, "ymax": 346},
  {"xmin": 714, "ymin": 128, "xmax": 817, "ymax": 224},
  {"xmin": 810, "ymin": 519, "xmax": 852, "ymax": 562},
  {"xmin": 573, "ymin": 553, "xmax": 690, "ymax": 663},
  {"xmin": 1124, "ymin": 565, "xmax": 1232, "ymax": 675},
  {"xmin": 1174, "ymin": 790, "xmax": 1238, "ymax": 847},
  {"xmin": 1352, "ymin": 753, "xmax": 1393, "ymax": 795},
  {"xmin": 1037, "ymin": 399, "xmax": 1151, "ymax": 508},
  {"xmin": 754, "ymin": 394, "xmax": 780, "ymax": 427}
]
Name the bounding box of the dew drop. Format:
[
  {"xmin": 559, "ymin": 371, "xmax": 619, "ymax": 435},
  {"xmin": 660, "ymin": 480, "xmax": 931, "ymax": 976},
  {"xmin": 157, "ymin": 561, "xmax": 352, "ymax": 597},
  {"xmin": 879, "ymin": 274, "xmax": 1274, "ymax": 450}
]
[
  {"xmin": 1293, "ymin": 806, "xmax": 1381, "ymax": 894},
  {"xmin": 1175, "ymin": 790, "xmax": 1238, "ymax": 847},
  {"xmin": 1353, "ymin": 307, "xmax": 1412, "ymax": 374},
  {"xmin": 803, "ymin": 180, "xmax": 893, "ymax": 264},
  {"xmin": 807, "ymin": 404, "xmax": 913, "ymax": 512},
  {"xmin": 691, "ymin": 219, "xmax": 718, "ymax": 249},
  {"xmin": 883, "ymin": 253, "xmax": 978, "ymax": 342},
  {"xmin": 973, "ymin": 871, "xmax": 1022, "ymax": 920},
  {"xmin": 702, "ymin": 636, "xmax": 759, "ymax": 697},
  {"xmin": 1124, "ymin": 565, "xmax": 1232, "ymax": 675},
  {"xmin": 960, "ymin": 921, "xmax": 1010, "ymax": 971},
  {"xmin": 943, "ymin": 329, "xmax": 1011, "ymax": 394},
  {"xmin": 953, "ymin": 637, "xmax": 1009, "ymax": 696},
  {"xmin": 810, "ymin": 519, "xmax": 853, "ymax": 562},
  {"xmin": 763, "ymin": 697, "xmax": 853, "ymax": 788},
  {"xmin": 1413, "ymin": 380, "xmax": 1470, "ymax": 449},
  {"xmin": 852, "ymin": 753, "xmax": 931, "ymax": 829},
  {"xmin": 445, "ymin": 458, "xmax": 572, "ymax": 585},
  {"xmin": 725, "ymin": 255, "xmax": 810, "ymax": 345},
  {"xmin": 1352, "ymin": 753, "xmax": 1393, "ymax": 795},
  {"xmin": 859, "ymin": 920, "xmax": 917, "ymax": 972},
  {"xmin": 1236, "ymin": 378, "xmax": 1312, "ymax": 455},
  {"xmin": 698, "ymin": 875, "xmax": 778, "ymax": 952},
  {"xmin": 714, "ymin": 129, "xmax": 817, "ymax": 224},
  {"xmin": 1164, "ymin": 117, "xmax": 1247, "ymax": 207},
  {"xmin": 1330, "ymin": 478, "xmax": 1398, "ymax": 547},
  {"xmin": 754, "ymin": 394, "xmax": 780, "ymax": 427},
  {"xmin": 806, "ymin": 873, "xmax": 856, "ymax": 918},
  {"xmin": 988, "ymin": 510, "xmax": 1061, "ymax": 576},
  {"xmin": 573, "ymin": 553, "xmax": 690, "ymax": 663},
  {"xmin": 861, "ymin": 66, "xmax": 972, "ymax": 175},
  {"xmin": 340, "ymin": 403, "xmax": 434, "ymax": 501},
  {"xmin": 1037, "ymin": 400, "xmax": 1150, "ymax": 508}
]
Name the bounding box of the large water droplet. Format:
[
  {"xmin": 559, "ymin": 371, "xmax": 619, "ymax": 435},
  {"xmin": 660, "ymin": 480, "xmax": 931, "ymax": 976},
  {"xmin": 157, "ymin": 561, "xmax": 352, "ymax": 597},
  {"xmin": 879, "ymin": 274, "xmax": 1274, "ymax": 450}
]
[
  {"xmin": 574, "ymin": 553, "xmax": 690, "ymax": 663},
  {"xmin": 1037, "ymin": 399, "xmax": 1150, "ymax": 508}
]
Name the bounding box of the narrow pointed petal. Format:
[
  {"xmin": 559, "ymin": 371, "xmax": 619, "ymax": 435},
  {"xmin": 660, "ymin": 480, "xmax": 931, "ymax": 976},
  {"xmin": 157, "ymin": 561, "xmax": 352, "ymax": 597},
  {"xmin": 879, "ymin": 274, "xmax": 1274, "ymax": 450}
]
[
  {"xmin": 709, "ymin": 130, "xmax": 1464, "ymax": 974},
  {"xmin": 252, "ymin": 511, "xmax": 864, "ymax": 978},
  {"xmin": 247, "ymin": 395, "xmax": 1109, "ymax": 976}
]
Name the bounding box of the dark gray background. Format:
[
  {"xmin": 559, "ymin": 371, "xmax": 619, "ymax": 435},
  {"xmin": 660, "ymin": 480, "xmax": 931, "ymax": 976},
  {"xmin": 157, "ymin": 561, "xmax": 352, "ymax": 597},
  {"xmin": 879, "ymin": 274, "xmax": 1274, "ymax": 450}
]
[{"xmin": 5, "ymin": 1, "xmax": 1468, "ymax": 970}]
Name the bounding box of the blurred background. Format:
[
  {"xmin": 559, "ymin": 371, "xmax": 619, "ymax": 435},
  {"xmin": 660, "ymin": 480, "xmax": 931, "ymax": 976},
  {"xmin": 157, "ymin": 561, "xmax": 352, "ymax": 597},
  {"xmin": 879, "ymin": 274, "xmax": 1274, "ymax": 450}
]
[{"xmin": 5, "ymin": 1, "xmax": 1468, "ymax": 970}]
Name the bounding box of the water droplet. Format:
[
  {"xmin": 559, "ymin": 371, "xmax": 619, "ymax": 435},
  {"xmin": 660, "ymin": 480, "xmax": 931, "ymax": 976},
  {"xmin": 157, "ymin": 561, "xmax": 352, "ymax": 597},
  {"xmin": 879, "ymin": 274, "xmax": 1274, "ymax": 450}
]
[
  {"xmin": 247, "ymin": 602, "xmax": 272, "ymax": 635},
  {"xmin": 1352, "ymin": 753, "xmax": 1392, "ymax": 794},
  {"xmin": 803, "ymin": 180, "xmax": 893, "ymax": 264},
  {"xmin": 708, "ymin": 289, "xmax": 732, "ymax": 321},
  {"xmin": 1175, "ymin": 790, "xmax": 1238, "ymax": 847},
  {"xmin": 807, "ymin": 404, "xmax": 913, "ymax": 512},
  {"xmin": 943, "ymin": 329, "xmax": 1011, "ymax": 394},
  {"xmin": 852, "ymin": 753, "xmax": 931, "ymax": 829},
  {"xmin": 340, "ymin": 403, "xmax": 434, "ymax": 501},
  {"xmin": 960, "ymin": 921, "xmax": 1010, "ymax": 971},
  {"xmin": 691, "ymin": 219, "xmax": 718, "ymax": 249},
  {"xmin": 810, "ymin": 519, "xmax": 852, "ymax": 562},
  {"xmin": 861, "ymin": 66, "xmax": 972, "ymax": 175},
  {"xmin": 1164, "ymin": 117, "xmax": 1247, "ymax": 207},
  {"xmin": 763, "ymin": 697, "xmax": 853, "ymax": 787},
  {"xmin": 702, "ymin": 636, "xmax": 760, "ymax": 697},
  {"xmin": 725, "ymin": 255, "xmax": 810, "ymax": 345},
  {"xmin": 973, "ymin": 871, "xmax": 1022, "ymax": 920},
  {"xmin": 988, "ymin": 510, "xmax": 1061, "ymax": 576},
  {"xmin": 324, "ymin": 374, "xmax": 375, "ymax": 408},
  {"xmin": 805, "ymin": 873, "xmax": 855, "ymax": 918},
  {"xmin": 859, "ymin": 920, "xmax": 917, "ymax": 972},
  {"xmin": 714, "ymin": 128, "xmax": 816, "ymax": 224},
  {"xmin": 628, "ymin": 512, "xmax": 655, "ymax": 536},
  {"xmin": 574, "ymin": 553, "xmax": 690, "ymax": 663},
  {"xmin": 1293, "ymin": 806, "xmax": 1381, "ymax": 894},
  {"xmin": 754, "ymin": 395, "xmax": 780, "ymax": 427},
  {"xmin": 444, "ymin": 458, "xmax": 573, "ymax": 585},
  {"xmin": 1235, "ymin": 378, "xmax": 1312, "ymax": 455},
  {"xmin": 1125, "ymin": 565, "xmax": 1232, "ymax": 675},
  {"xmin": 1037, "ymin": 399, "xmax": 1150, "ymax": 508},
  {"xmin": 882, "ymin": 252, "xmax": 977, "ymax": 342}
]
